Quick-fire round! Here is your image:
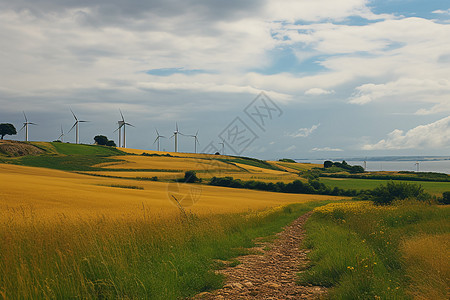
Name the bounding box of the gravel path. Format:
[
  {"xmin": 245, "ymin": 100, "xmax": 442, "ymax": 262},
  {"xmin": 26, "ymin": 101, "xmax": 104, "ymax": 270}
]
[{"xmin": 194, "ymin": 212, "xmax": 327, "ymax": 300}]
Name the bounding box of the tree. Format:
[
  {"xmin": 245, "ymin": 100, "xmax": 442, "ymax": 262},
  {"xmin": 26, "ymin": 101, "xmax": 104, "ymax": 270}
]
[
  {"xmin": 0, "ymin": 123, "xmax": 17, "ymax": 140},
  {"xmin": 94, "ymin": 135, "xmax": 108, "ymax": 145},
  {"xmin": 184, "ymin": 170, "xmax": 200, "ymax": 183},
  {"xmin": 105, "ymin": 140, "xmax": 116, "ymax": 147},
  {"xmin": 324, "ymin": 160, "xmax": 333, "ymax": 168}
]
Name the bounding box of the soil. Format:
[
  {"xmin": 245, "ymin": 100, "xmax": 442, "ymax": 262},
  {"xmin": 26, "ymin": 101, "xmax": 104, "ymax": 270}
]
[
  {"xmin": 0, "ymin": 140, "xmax": 44, "ymax": 157},
  {"xmin": 194, "ymin": 212, "xmax": 327, "ymax": 300}
]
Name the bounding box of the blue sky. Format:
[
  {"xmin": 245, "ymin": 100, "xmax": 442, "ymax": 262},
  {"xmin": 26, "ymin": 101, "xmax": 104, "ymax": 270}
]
[{"xmin": 0, "ymin": 0, "xmax": 449, "ymax": 159}]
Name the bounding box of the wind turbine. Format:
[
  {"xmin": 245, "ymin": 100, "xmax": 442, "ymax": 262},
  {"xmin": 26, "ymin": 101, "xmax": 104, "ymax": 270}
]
[
  {"xmin": 58, "ymin": 125, "xmax": 65, "ymax": 142},
  {"xmin": 114, "ymin": 110, "xmax": 134, "ymax": 148},
  {"xmin": 68, "ymin": 109, "xmax": 88, "ymax": 144},
  {"xmin": 170, "ymin": 123, "xmax": 182, "ymax": 152},
  {"xmin": 219, "ymin": 139, "xmax": 225, "ymax": 155},
  {"xmin": 20, "ymin": 112, "xmax": 37, "ymax": 142},
  {"xmin": 415, "ymin": 161, "xmax": 419, "ymax": 172},
  {"xmin": 188, "ymin": 130, "xmax": 200, "ymax": 153},
  {"xmin": 153, "ymin": 128, "xmax": 166, "ymax": 151}
]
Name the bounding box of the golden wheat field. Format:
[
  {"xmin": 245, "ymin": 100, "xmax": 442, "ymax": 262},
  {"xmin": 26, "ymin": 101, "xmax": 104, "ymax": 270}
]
[{"xmin": 0, "ymin": 163, "xmax": 342, "ymax": 221}]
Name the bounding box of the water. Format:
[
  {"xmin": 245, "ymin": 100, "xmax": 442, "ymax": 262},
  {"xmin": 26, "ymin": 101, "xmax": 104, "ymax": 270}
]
[{"xmin": 295, "ymin": 160, "xmax": 450, "ymax": 174}]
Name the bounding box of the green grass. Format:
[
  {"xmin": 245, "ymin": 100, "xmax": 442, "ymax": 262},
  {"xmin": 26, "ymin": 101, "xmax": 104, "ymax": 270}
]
[
  {"xmin": 222, "ymin": 156, "xmax": 284, "ymax": 171},
  {"xmin": 0, "ymin": 155, "xmax": 122, "ymax": 171},
  {"xmin": 0, "ymin": 142, "xmax": 128, "ymax": 171},
  {"xmin": 44, "ymin": 142, "xmax": 125, "ymax": 156},
  {"xmin": 277, "ymin": 162, "xmax": 314, "ymax": 172},
  {"xmin": 299, "ymin": 201, "xmax": 450, "ymax": 299},
  {"xmin": 0, "ymin": 201, "xmax": 332, "ymax": 299},
  {"xmin": 321, "ymin": 178, "xmax": 450, "ymax": 195}
]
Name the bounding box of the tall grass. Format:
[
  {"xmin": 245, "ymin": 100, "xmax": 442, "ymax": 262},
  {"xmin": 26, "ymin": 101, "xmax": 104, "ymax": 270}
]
[
  {"xmin": 299, "ymin": 200, "xmax": 449, "ymax": 299},
  {"xmin": 0, "ymin": 201, "xmax": 328, "ymax": 299}
]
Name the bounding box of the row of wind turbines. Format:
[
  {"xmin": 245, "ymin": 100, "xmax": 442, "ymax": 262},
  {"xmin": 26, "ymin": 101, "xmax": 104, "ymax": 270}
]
[{"xmin": 19, "ymin": 110, "xmax": 205, "ymax": 153}]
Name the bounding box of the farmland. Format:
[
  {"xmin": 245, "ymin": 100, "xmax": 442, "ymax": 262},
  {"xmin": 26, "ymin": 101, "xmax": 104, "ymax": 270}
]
[{"xmin": 0, "ymin": 141, "xmax": 449, "ymax": 299}]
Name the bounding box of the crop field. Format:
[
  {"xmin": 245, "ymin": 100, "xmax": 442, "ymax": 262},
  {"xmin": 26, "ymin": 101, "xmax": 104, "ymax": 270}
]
[
  {"xmin": 93, "ymin": 155, "xmax": 241, "ymax": 172},
  {"xmin": 1, "ymin": 142, "xmax": 448, "ymax": 299},
  {"xmin": 321, "ymin": 177, "xmax": 450, "ymax": 195},
  {"xmin": 0, "ymin": 164, "xmax": 341, "ymax": 220}
]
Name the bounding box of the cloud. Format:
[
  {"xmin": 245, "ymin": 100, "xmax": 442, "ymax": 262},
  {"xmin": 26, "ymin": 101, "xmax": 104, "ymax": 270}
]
[
  {"xmin": 362, "ymin": 116, "xmax": 450, "ymax": 150},
  {"xmin": 311, "ymin": 147, "xmax": 343, "ymax": 152},
  {"xmin": 282, "ymin": 145, "xmax": 297, "ymax": 152},
  {"xmin": 432, "ymin": 9, "xmax": 450, "ymax": 15},
  {"xmin": 287, "ymin": 124, "xmax": 320, "ymax": 138},
  {"xmin": 305, "ymin": 88, "xmax": 334, "ymax": 96}
]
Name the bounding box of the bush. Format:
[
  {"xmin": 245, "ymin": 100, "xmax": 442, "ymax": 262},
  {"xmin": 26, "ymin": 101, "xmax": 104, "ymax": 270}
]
[
  {"xmin": 184, "ymin": 171, "xmax": 200, "ymax": 183},
  {"xmin": 94, "ymin": 135, "xmax": 108, "ymax": 145},
  {"xmin": 105, "ymin": 140, "xmax": 116, "ymax": 147},
  {"xmin": 439, "ymin": 191, "xmax": 450, "ymax": 205},
  {"xmin": 279, "ymin": 158, "xmax": 296, "ymax": 163},
  {"xmin": 371, "ymin": 181, "xmax": 429, "ymax": 205}
]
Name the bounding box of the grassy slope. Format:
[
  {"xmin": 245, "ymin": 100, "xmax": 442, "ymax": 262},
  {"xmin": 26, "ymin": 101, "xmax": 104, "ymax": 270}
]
[
  {"xmin": 321, "ymin": 177, "xmax": 450, "ymax": 195},
  {"xmin": 0, "ymin": 142, "xmax": 126, "ymax": 171},
  {"xmin": 299, "ymin": 201, "xmax": 449, "ymax": 299}
]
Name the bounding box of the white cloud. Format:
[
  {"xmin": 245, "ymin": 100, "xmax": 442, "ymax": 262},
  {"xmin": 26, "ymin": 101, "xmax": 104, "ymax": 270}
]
[
  {"xmin": 362, "ymin": 116, "xmax": 450, "ymax": 150},
  {"xmin": 432, "ymin": 9, "xmax": 450, "ymax": 15},
  {"xmin": 305, "ymin": 88, "xmax": 334, "ymax": 96},
  {"xmin": 311, "ymin": 147, "xmax": 343, "ymax": 152},
  {"xmin": 287, "ymin": 124, "xmax": 320, "ymax": 138},
  {"xmin": 283, "ymin": 145, "xmax": 297, "ymax": 152}
]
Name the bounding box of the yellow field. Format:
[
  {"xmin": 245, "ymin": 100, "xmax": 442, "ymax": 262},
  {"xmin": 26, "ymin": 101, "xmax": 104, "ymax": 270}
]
[
  {"xmin": 94, "ymin": 155, "xmax": 240, "ymax": 171},
  {"xmin": 0, "ymin": 164, "xmax": 343, "ymax": 221},
  {"xmin": 83, "ymin": 171, "xmax": 184, "ymax": 180}
]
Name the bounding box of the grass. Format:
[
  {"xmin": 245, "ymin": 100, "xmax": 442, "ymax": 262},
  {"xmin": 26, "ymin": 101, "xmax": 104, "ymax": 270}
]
[
  {"xmin": 0, "ymin": 201, "xmax": 331, "ymax": 299},
  {"xmin": 299, "ymin": 200, "xmax": 449, "ymax": 299},
  {"xmin": 320, "ymin": 177, "xmax": 450, "ymax": 195},
  {"xmin": 0, "ymin": 142, "xmax": 127, "ymax": 171},
  {"xmin": 221, "ymin": 156, "xmax": 284, "ymax": 171}
]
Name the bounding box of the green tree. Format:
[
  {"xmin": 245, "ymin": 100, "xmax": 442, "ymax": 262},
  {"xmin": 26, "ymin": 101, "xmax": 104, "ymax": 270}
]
[
  {"xmin": 0, "ymin": 123, "xmax": 17, "ymax": 140},
  {"xmin": 94, "ymin": 135, "xmax": 108, "ymax": 145},
  {"xmin": 324, "ymin": 160, "xmax": 333, "ymax": 168},
  {"xmin": 184, "ymin": 170, "xmax": 200, "ymax": 183},
  {"xmin": 105, "ymin": 140, "xmax": 116, "ymax": 147}
]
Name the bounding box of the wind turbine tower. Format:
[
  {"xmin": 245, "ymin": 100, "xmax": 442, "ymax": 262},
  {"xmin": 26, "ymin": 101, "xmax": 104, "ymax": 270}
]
[
  {"xmin": 114, "ymin": 110, "xmax": 134, "ymax": 148},
  {"xmin": 20, "ymin": 112, "xmax": 37, "ymax": 142},
  {"xmin": 219, "ymin": 139, "xmax": 225, "ymax": 155},
  {"xmin": 68, "ymin": 109, "xmax": 88, "ymax": 144},
  {"xmin": 170, "ymin": 123, "xmax": 182, "ymax": 152},
  {"xmin": 153, "ymin": 128, "xmax": 166, "ymax": 151},
  {"xmin": 189, "ymin": 130, "xmax": 200, "ymax": 153},
  {"xmin": 58, "ymin": 125, "xmax": 65, "ymax": 142}
]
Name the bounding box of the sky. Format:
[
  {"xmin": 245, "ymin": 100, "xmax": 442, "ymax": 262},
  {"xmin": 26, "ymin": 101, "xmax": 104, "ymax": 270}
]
[{"xmin": 0, "ymin": 0, "xmax": 449, "ymax": 160}]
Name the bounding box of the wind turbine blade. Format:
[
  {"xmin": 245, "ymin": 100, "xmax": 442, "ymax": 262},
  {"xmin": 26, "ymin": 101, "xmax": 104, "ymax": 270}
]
[
  {"xmin": 169, "ymin": 134, "xmax": 175, "ymax": 139},
  {"xmin": 153, "ymin": 137, "xmax": 159, "ymax": 144},
  {"xmin": 119, "ymin": 109, "xmax": 124, "ymax": 121},
  {"xmin": 195, "ymin": 130, "xmax": 199, "ymax": 136},
  {"xmin": 78, "ymin": 120, "xmax": 89, "ymax": 123},
  {"xmin": 68, "ymin": 122, "xmax": 77, "ymax": 133},
  {"xmin": 176, "ymin": 122, "xmax": 178, "ymax": 132},
  {"xmin": 23, "ymin": 111, "xmax": 28, "ymax": 122},
  {"xmin": 113, "ymin": 127, "xmax": 121, "ymax": 133},
  {"xmin": 124, "ymin": 122, "xmax": 135, "ymax": 127},
  {"xmin": 29, "ymin": 122, "xmax": 37, "ymax": 125},
  {"xmin": 155, "ymin": 128, "xmax": 160, "ymax": 136},
  {"xmin": 19, "ymin": 124, "xmax": 26, "ymax": 132},
  {"xmin": 70, "ymin": 109, "xmax": 78, "ymax": 121}
]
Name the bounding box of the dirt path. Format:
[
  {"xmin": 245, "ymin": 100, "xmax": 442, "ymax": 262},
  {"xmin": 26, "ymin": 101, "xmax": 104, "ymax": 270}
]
[{"xmin": 195, "ymin": 212, "xmax": 327, "ymax": 300}]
